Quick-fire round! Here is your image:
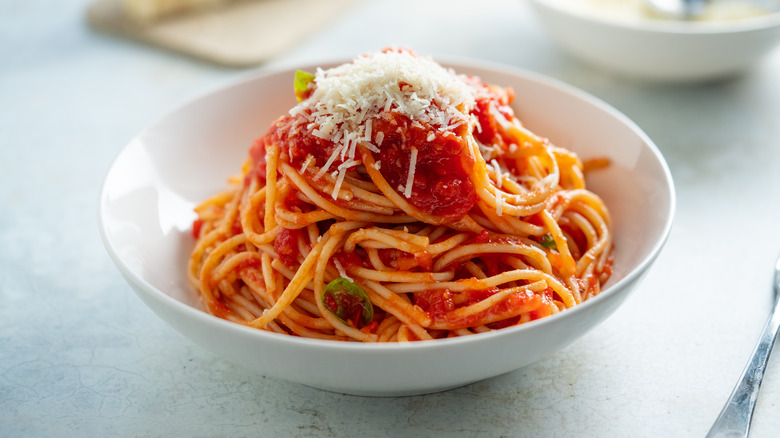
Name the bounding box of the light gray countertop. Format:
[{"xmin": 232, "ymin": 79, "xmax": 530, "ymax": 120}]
[{"xmin": 2, "ymin": 0, "xmax": 780, "ymax": 436}]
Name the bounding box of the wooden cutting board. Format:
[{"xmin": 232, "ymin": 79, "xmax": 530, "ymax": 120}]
[{"xmin": 87, "ymin": 0, "xmax": 357, "ymax": 67}]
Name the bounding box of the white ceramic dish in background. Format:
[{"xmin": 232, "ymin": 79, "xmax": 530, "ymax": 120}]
[
  {"xmin": 99, "ymin": 58, "xmax": 675, "ymax": 396},
  {"xmin": 527, "ymin": 0, "xmax": 780, "ymax": 82}
]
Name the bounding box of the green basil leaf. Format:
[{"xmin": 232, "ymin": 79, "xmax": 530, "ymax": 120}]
[
  {"xmin": 540, "ymin": 233, "xmax": 557, "ymax": 250},
  {"xmin": 293, "ymin": 70, "xmax": 315, "ymax": 102},
  {"xmin": 322, "ymin": 278, "xmax": 373, "ymax": 327}
]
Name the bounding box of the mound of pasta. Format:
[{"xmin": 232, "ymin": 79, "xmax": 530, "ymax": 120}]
[{"xmin": 188, "ymin": 49, "xmax": 613, "ymax": 342}]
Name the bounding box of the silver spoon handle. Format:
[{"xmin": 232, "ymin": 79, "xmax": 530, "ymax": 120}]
[{"xmin": 706, "ymin": 299, "xmax": 780, "ymax": 437}]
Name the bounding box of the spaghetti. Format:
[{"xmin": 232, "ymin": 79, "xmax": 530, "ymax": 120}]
[{"xmin": 188, "ymin": 49, "xmax": 613, "ymax": 342}]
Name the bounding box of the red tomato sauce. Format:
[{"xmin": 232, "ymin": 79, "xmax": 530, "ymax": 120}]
[
  {"xmin": 414, "ymin": 289, "xmax": 455, "ymax": 320},
  {"xmin": 415, "ymin": 287, "xmax": 548, "ymax": 329},
  {"xmin": 373, "ymin": 114, "xmax": 476, "ymax": 220},
  {"xmin": 265, "ymin": 113, "xmax": 480, "ymax": 221},
  {"xmin": 191, "ymin": 218, "xmax": 204, "ymax": 239},
  {"xmin": 246, "ymin": 137, "xmax": 268, "ymax": 185},
  {"xmin": 378, "ymin": 248, "xmax": 433, "ymax": 271},
  {"xmin": 269, "ymin": 114, "xmax": 350, "ymax": 171},
  {"xmin": 468, "ymin": 230, "xmax": 523, "ymax": 246},
  {"xmin": 261, "ymin": 77, "xmax": 517, "ymax": 223},
  {"xmin": 273, "ymin": 228, "xmax": 302, "ymax": 267},
  {"xmin": 466, "ymin": 77, "xmax": 515, "ymax": 147},
  {"xmin": 208, "ymin": 299, "xmax": 234, "ymax": 320},
  {"xmin": 333, "ymin": 250, "xmax": 368, "ymax": 270},
  {"xmin": 237, "ymin": 256, "xmax": 261, "ymax": 270}
]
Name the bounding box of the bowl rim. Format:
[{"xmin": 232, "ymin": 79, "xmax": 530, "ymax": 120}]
[
  {"xmin": 98, "ymin": 56, "xmax": 676, "ymax": 353},
  {"xmin": 528, "ymin": 0, "xmax": 780, "ymax": 35}
]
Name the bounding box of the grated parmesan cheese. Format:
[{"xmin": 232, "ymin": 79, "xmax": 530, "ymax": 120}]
[
  {"xmin": 299, "ymin": 154, "xmax": 315, "ymax": 175},
  {"xmin": 332, "ymin": 168, "xmax": 347, "ymax": 200},
  {"xmin": 491, "ymin": 159, "xmax": 503, "ymax": 189},
  {"xmin": 404, "ymin": 146, "xmax": 418, "ymax": 198},
  {"xmin": 292, "ymin": 50, "xmax": 478, "ymax": 200},
  {"xmin": 333, "ymin": 259, "xmax": 351, "ymax": 280}
]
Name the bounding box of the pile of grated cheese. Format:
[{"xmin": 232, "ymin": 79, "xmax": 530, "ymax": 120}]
[{"xmin": 289, "ymin": 50, "xmax": 478, "ymax": 199}]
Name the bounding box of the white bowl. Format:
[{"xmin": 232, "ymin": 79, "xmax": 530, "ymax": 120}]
[
  {"xmin": 99, "ymin": 58, "xmax": 675, "ymax": 396},
  {"xmin": 528, "ymin": 0, "xmax": 780, "ymax": 81}
]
